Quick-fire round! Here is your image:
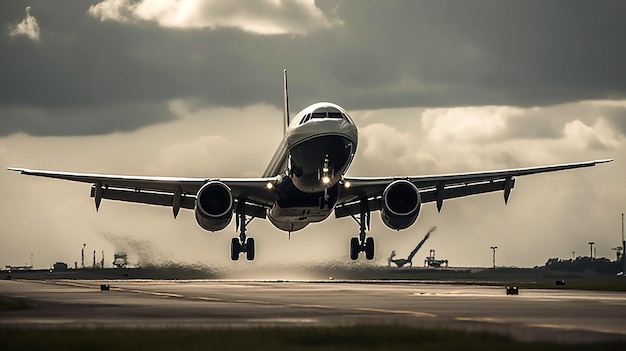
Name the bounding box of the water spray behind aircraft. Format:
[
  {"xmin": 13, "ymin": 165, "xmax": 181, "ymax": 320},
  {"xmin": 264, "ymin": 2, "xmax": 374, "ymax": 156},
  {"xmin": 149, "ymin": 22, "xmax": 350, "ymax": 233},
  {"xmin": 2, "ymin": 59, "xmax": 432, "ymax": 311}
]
[{"xmin": 388, "ymin": 226, "xmax": 437, "ymax": 267}]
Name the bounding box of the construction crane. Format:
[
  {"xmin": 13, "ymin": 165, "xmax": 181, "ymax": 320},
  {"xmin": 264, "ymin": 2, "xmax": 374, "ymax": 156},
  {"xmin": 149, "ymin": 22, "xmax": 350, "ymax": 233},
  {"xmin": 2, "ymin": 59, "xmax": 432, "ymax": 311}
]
[{"xmin": 388, "ymin": 226, "xmax": 437, "ymax": 267}]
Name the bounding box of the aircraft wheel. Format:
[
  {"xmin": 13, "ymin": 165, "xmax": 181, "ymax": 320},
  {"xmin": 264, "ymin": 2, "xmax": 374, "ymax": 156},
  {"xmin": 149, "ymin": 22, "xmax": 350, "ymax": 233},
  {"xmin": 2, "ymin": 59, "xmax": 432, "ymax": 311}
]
[
  {"xmin": 350, "ymin": 237, "xmax": 360, "ymax": 260},
  {"xmin": 246, "ymin": 238, "xmax": 255, "ymax": 261},
  {"xmin": 365, "ymin": 237, "xmax": 375, "ymax": 260},
  {"xmin": 231, "ymin": 238, "xmax": 241, "ymax": 261}
]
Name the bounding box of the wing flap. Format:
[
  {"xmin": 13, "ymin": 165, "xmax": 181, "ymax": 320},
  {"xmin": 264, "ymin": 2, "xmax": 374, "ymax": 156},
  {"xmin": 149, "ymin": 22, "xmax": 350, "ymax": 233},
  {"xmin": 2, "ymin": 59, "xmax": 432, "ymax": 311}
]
[
  {"xmin": 8, "ymin": 167, "xmax": 278, "ymax": 212},
  {"xmin": 90, "ymin": 186, "xmax": 196, "ymax": 209},
  {"xmin": 335, "ymin": 178, "xmax": 516, "ymax": 219},
  {"xmin": 341, "ymin": 159, "xmax": 610, "ymax": 200}
]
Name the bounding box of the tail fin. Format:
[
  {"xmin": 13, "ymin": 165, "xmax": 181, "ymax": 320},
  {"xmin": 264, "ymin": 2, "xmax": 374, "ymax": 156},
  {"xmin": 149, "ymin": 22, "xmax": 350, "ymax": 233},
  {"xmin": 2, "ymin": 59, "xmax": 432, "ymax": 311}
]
[{"xmin": 283, "ymin": 69, "xmax": 290, "ymax": 135}]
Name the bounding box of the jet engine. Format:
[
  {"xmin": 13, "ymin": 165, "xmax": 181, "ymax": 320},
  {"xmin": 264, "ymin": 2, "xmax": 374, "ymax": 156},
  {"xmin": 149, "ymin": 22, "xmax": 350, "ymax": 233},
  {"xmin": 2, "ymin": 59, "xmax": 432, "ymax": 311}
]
[
  {"xmin": 194, "ymin": 181, "xmax": 234, "ymax": 232},
  {"xmin": 380, "ymin": 180, "xmax": 421, "ymax": 230}
]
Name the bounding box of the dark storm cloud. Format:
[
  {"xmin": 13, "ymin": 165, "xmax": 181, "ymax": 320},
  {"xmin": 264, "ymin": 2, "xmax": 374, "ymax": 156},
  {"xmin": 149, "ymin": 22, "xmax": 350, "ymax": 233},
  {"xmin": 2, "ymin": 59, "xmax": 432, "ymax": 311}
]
[
  {"xmin": 0, "ymin": 102, "xmax": 173, "ymax": 136},
  {"xmin": 2, "ymin": 0, "xmax": 625, "ymax": 136},
  {"xmin": 604, "ymin": 108, "xmax": 626, "ymax": 136},
  {"xmin": 323, "ymin": 0, "xmax": 626, "ymax": 108}
]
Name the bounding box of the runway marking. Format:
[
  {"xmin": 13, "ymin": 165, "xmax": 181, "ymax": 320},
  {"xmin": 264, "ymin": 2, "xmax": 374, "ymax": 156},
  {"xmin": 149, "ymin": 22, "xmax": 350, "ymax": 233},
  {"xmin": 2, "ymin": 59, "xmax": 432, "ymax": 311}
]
[
  {"xmin": 354, "ymin": 307, "xmax": 437, "ymax": 318},
  {"xmin": 527, "ymin": 324, "xmax": 626, "ymax": 335},
  {"xmin": 38, "ymin": 280, "xmax": 440, "ymax": 320},
  {"xmin": 455, "ymin": 317, "xmax": 505, "ymax": 324},
  {"xmin": 50, "ymin": 281, "xmax": 97, "ymax": 289}
]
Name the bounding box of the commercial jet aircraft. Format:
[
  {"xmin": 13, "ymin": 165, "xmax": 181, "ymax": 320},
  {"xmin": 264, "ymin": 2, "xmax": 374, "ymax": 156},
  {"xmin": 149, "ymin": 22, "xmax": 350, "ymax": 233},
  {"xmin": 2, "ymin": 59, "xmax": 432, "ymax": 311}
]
[{"xmin": 8, "ymin": 70, "xmax": 612, "ymax": 261}]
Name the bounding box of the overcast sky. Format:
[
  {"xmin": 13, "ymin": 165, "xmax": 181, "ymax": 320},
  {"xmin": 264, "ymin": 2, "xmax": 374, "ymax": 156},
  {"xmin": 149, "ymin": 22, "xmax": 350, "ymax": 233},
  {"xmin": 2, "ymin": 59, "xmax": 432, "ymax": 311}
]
[{"xmin": 1, "ymin": 0, "xmax": 624, "ymax": 272}]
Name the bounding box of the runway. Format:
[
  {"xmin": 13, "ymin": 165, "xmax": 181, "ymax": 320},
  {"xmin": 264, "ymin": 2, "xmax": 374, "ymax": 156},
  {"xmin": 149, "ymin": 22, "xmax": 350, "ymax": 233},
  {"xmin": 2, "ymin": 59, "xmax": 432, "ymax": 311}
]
[{"xmin": 1, "ymin": 279, "xmax": 626, "ymax": 343}]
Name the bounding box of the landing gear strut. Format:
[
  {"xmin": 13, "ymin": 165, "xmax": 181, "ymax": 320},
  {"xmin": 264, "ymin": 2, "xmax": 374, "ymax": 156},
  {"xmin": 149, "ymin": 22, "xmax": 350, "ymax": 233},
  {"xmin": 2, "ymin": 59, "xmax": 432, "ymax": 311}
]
[
  {"xmin": 231, "ymin": 202, "xmax": 255, "ymax": 261},
  {"xmin": 349, "ymin": 201, "xmax": 374, "ymax": 260}
]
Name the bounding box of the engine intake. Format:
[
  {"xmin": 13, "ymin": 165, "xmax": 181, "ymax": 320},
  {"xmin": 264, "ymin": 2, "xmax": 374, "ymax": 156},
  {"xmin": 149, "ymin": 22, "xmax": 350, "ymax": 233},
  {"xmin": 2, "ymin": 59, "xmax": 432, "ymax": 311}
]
[
  {"xmin": 381, "ymin": 180, "xmax": 421, "ymax": 230},
  {"xmin": 194, "ymin": 181, "xmax": 234, "ymax": 232}
]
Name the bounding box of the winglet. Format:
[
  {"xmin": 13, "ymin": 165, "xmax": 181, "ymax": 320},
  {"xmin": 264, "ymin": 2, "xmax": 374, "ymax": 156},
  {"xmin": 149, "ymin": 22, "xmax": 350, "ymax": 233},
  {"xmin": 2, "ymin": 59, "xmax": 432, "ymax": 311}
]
[{"xmin": 594, "ymin": 159, "xmax": 613, "ymax": 164}]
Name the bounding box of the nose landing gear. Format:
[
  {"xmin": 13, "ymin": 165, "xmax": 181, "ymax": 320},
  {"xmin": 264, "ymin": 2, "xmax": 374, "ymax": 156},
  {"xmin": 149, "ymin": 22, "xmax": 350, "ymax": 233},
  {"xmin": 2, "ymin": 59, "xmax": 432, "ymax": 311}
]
[{"xmin": 319, "ymin": 155, "xmax": 334, "ymax": 210}]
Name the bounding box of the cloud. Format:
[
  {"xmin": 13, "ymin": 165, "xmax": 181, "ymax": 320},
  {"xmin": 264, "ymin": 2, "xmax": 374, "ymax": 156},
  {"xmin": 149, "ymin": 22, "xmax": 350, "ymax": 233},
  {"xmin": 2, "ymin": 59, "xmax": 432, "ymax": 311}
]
[
  {"xmin": 8, "ymin": 6, "xmax": 40, "ymax": 41},
  {"xmin": 563, "ymin": 118, "xmax": 622, "ymax": 150},
  {"xmin": 1, "ymin": 1, "xmax": 625, "ymax": 140},
  {"xmin": 421, "ymin": 106, "xmax": 519, "ymax": 143},
  {"xmin": 88, "ymin": 0, "xmax": 340, "ymax": 35},
  {"xmin": 0, "ymin": 102, "xmax": 175, "ymax": 137}
]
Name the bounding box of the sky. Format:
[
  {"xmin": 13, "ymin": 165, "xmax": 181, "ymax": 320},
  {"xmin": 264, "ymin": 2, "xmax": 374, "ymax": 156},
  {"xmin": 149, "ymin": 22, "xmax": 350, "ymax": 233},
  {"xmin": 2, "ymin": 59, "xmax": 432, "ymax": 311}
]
[{"xmin": 1, "ymin": 0, "xmax": 624, "ymax": 271}]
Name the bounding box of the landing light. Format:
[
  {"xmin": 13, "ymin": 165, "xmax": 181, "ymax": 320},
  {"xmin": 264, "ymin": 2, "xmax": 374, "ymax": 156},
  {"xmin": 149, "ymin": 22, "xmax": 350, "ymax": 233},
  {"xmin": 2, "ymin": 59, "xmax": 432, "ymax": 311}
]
[
  {"xmin": 266, "ymin": 182, "xmax": 274, "ymax": 190},
  {"xmin": 343, "ymin": 181, "xmax": 351, "ymax": 189},
  {"xmin": 321, "ymin": 176, "xmax": 331, "ymax": 185}
]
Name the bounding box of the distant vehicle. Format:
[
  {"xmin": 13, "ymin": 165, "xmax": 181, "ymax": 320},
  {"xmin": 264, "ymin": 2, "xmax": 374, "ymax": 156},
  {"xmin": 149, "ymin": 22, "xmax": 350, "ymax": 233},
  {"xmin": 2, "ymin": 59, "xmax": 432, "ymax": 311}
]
[
  {"xmin": 424, "ymin": 249, "xmax": 448, "ymax": 268},
  {"xmin": 112, "ymin": 253, "xmax": 128, "ymax": 268},
  {"xmin": 53, "ymin": 262, "xmax": 68, "ymax": 271},
  {"xmin": 8, "ymin": 71, "xmax": 612, "ymax": 261}
]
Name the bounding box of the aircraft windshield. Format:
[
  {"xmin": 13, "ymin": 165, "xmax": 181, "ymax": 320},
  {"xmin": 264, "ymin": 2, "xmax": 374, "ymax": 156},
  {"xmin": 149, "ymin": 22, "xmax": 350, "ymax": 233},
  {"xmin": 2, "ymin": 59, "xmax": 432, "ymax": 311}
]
[{"xmin": 300, "ymin": 109, "xmax": 347, "ymax": 125}]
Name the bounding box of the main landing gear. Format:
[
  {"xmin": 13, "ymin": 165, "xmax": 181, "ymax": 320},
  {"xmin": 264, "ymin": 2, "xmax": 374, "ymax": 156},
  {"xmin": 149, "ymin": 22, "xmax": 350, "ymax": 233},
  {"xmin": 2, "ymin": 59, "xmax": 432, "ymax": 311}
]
[
  {"xmin": 349, "ymin": 201, "xmax": 375, "ymax": 260},
  {"xmin": 231, "ymin": 203, "xmax": 255, "ymax": 261}
]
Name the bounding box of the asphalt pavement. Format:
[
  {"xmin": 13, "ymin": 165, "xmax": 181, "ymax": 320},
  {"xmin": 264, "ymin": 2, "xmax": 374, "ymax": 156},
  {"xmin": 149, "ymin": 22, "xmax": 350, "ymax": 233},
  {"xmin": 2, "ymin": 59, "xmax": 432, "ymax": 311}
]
[{"xmin": 1, "ymin": 279, "xmax": 625, "ymax": 343}]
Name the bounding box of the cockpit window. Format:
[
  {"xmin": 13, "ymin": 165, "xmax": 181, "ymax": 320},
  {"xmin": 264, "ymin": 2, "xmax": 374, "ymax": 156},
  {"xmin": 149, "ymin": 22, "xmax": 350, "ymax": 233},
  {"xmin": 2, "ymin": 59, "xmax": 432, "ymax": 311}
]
[
  {"xmin": 299, "ymin": 110, "xmax": 347, "ymax": 125},
  {"xmin": 327, "ymin": 112, "xmax": 343, "ymax": 119}
]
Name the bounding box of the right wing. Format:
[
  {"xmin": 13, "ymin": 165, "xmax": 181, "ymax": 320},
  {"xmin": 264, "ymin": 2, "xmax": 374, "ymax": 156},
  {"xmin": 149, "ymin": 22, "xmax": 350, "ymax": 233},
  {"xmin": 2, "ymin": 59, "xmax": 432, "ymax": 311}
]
[
  {"xmin": 7, "ymin": 167, "xmax": 278, "ymax": 218},
  {"xmin": 335, "ymin": 159, "xmax": 613, "ymax": 218}
]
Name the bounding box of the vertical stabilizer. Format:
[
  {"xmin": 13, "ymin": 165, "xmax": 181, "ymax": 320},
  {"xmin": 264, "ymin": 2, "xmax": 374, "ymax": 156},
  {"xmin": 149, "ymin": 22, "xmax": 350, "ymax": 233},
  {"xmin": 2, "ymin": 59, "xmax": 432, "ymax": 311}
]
[{"xmin": 283, "ymin": 69, "xmax": 290, "ymax": 135}]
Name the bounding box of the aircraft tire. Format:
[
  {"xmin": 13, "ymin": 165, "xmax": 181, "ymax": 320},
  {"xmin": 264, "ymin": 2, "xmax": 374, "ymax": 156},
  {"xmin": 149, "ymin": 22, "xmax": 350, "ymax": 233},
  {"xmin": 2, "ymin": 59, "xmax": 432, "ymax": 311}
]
[
  {"xmin": 365, "ymin": 237, "xmax": 375, "ymax": 260},
  {"xmin": 231, "ymin": 238, "xmax": 241, "ymax": 261},
  {"xmin": 350, "ymin": 237, "xmax": 360, "ymax": 260},
  {"xmin": 246, "ymin": 238, "xmax": 255, "ymax": 261}
]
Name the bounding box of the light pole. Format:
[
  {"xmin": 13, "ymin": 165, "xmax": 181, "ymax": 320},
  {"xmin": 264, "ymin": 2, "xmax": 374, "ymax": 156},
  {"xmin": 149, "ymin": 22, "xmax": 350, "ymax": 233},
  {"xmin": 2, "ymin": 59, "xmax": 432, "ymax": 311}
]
[
  {"xmin": 81, "ymin": 243, "xmax": 86, "ymax": 268},
  {"xmin": 622, "ymin": 213, "xmax": 626, "ymax": 277},
  {"xmin": 572, "ymin": 251, "xmax": 575, "ymax": 260},
  {"xmin": 622, "ymin": 213, "xmax": 625, "ymax": 276},
  {"xmin": 490, "ymin": 246, "xmax": 498, "ymax": 269},
  {"xmin": 588, "ymin": 241, "xmax": 595, "ymax": 260}
]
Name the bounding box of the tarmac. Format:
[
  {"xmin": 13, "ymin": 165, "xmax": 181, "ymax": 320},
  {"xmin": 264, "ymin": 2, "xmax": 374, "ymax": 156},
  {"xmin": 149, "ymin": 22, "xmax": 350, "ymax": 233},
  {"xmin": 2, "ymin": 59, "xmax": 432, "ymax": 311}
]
[{"xmin": 1, "ymin": 279, "xmax": 626, "ymax": 343}]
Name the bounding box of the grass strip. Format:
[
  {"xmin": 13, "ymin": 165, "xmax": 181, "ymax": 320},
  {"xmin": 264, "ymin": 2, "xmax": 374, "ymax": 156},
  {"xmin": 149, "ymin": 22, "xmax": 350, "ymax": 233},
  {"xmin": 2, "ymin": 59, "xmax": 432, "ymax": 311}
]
[
  {"xmin": 0, "ymin": 326, "xmax": 624, "ymax": 351},
  {"xmin": 0, "ymin": 296, "xmax": 34, "ymax": 312}
]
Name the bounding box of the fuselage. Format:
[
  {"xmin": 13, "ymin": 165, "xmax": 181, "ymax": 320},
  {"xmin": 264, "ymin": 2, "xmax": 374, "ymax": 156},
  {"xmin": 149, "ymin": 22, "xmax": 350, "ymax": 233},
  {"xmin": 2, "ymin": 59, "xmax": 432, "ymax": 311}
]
[{"xmin": 263, "ymin": 102, "xmax": 358, "ymax": 232}]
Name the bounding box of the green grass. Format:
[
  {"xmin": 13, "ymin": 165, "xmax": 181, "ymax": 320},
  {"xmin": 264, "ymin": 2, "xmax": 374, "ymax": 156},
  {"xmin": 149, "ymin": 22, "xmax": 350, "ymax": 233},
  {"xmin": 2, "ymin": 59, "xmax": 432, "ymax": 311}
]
[
  {"xmin": 0, "ymin": 296, "xmax": 34, "ymax": 312},
  {"xmin": 0, "ymin": 326, "xmax": 624, "ymax": 351}
]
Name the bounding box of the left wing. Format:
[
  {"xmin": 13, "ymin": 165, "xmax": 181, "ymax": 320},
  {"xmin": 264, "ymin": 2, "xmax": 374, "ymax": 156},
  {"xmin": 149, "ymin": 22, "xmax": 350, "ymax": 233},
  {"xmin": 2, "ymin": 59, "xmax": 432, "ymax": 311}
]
[
  {"xmin": 335, "ymin": 159, "xmax": 613, "ymax": 218},
  {"xmin": 7, "ymin": 168, "xmax": 278, "ymax": 218}
]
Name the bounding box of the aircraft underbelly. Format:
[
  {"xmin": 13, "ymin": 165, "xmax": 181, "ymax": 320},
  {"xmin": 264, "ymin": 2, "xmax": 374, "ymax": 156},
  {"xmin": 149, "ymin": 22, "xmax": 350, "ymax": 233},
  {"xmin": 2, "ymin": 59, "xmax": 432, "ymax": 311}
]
[
  {"xmin": 269, "ymin": 204, "xmax": 332, "ymax": 223},
  {"xmin": 267, "ymin": 204, "xmax": 332, "ymax": 232}
]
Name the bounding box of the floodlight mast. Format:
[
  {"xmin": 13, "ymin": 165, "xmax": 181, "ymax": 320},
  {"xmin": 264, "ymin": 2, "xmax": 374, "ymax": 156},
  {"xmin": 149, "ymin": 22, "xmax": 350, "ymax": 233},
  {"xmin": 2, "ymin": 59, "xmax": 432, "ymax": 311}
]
[
  {"xmin": 622, "ymin": 213, "xmax": 625, "ymax": 276},
  {"xmin": 490, "ymin": 246, "xmax": 498, "ymax": 269}
]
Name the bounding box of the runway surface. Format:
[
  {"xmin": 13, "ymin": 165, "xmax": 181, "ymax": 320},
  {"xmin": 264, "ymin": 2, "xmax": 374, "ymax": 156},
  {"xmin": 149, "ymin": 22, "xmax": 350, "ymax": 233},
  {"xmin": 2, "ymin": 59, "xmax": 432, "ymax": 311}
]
[{"xmin": 1, "ymin": 279, "xmax": 626, "ymax": 343}]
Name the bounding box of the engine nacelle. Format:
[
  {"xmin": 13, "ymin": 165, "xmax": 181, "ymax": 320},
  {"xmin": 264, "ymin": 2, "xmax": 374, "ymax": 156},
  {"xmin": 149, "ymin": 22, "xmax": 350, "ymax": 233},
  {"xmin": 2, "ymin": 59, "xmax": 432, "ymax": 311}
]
[
  {"xmin": 194, "ymin": 181, "xmax": 234, "ymax": 232},
  {"xmin": 380, "ymin": 180, "xmax": 421, "ymax": 230}
]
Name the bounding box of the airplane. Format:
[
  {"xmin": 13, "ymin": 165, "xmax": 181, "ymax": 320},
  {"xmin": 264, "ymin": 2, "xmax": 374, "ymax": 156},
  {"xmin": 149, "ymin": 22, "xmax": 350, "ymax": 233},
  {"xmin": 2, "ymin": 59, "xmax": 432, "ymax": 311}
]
[{"xmin": 8, "ymin": 70, "xmax": 613, "ymax": 261}]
